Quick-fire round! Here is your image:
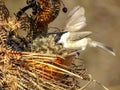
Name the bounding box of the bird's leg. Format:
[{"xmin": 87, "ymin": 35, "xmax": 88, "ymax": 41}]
[
  {"xmin": 67, "ymin": 49, "xmax": 82, "ymax": 58},
  {"xmin": 73, "ymin": 50, "xmax": 81, "ymax": 58},
  {"xmin": 75, "ymin": 50, "xmax": 80, "ymax": 58}
]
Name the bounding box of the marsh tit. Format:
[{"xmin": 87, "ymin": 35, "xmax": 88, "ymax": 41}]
[{"xmin": 54, "ymin": 6, "xmax": 115, "ymax": 56}]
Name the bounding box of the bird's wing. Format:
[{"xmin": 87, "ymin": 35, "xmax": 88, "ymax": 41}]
[
  {"xmin": 67, "ymin": 6, "xmax": 81, "ymax": 19},
  {"xmin": 67, "ymin": 31, "xmax": 92, "ymax": 41},
  {"xmin": 65, "ymin": 5, "xmax": 86, "ymax": 32}
]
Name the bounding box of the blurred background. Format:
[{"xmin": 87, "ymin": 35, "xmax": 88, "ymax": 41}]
[{"xmin": 5, "ymin": 0, "xmax": 120, "ymax": 90}]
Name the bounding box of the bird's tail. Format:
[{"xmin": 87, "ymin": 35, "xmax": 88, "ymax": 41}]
[{"xmin": 90, "ymin": 40, "xmax": 116, "ymax": 56}]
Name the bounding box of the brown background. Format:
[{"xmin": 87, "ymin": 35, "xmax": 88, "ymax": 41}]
[{"xmin": 5, "ymin": 0, "xmax": 120, "ymax": 90}]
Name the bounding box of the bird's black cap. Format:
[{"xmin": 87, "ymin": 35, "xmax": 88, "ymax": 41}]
[{"xmin": 54, "ymin": 32, "xmax": 66, "ymax": 43}]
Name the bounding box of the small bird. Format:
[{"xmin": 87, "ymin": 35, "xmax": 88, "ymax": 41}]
[{"xmin": 54, "ymin": 5, "xmax": 115, "ymax": 56}]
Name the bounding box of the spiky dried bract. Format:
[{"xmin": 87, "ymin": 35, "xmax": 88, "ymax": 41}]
[
  {"xmin": 3, "ymin": 16, "xmax": 21, "ymax": 31},
  {"xmin": 0, "ymin": 50, "xmax": 18, "ymax": 90},
  {"xmin": 34, "ymin": 0, "xmax": 61, "ymax": 25},
  {"xmin": 16, "ymin": 13, "xmax": 32, "ymax": 51},
  {"xmin": 0, "ymin": 0, "xmax": 9, "ymax": 22},
  {"xmin": 16, "ymin": 13, "xmax": 31, "ymax": 38},
  {"xmin": 7, "ymin": 13, "xmax": 32, "ymax": 51}
]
